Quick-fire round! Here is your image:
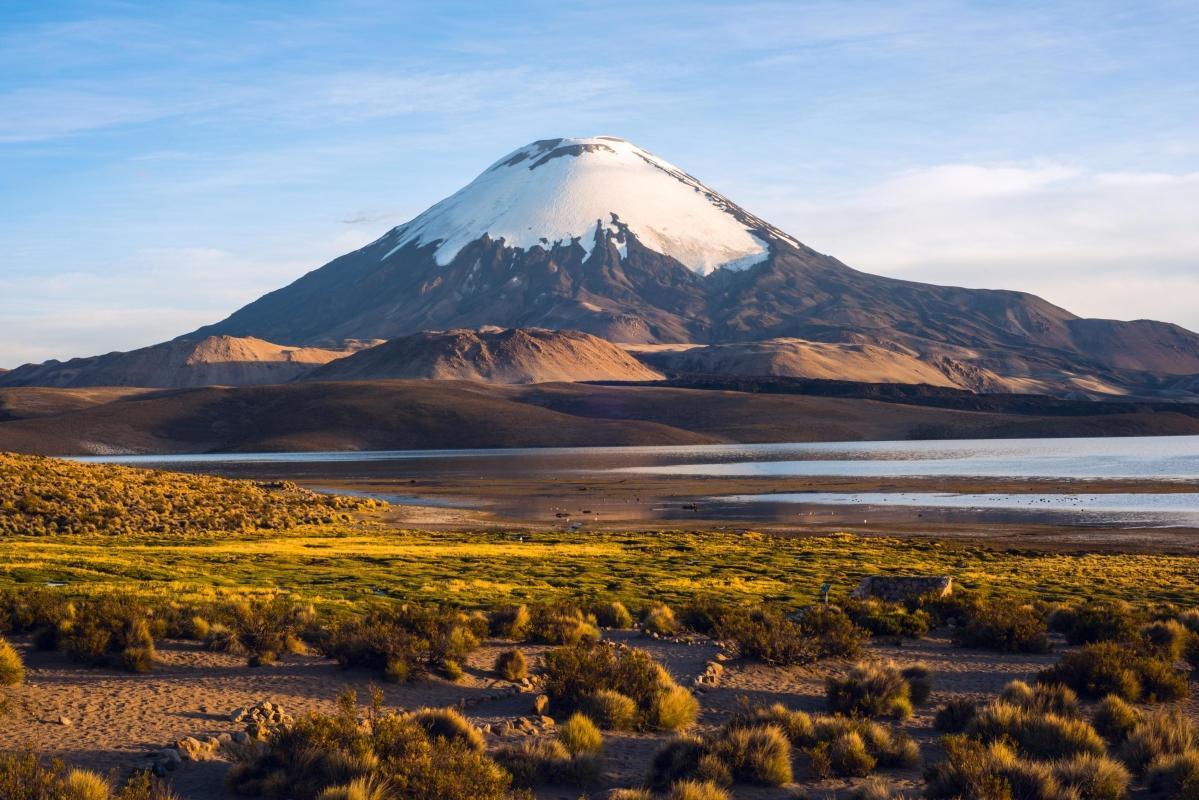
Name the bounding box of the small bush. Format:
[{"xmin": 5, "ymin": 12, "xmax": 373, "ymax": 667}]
[
  {"xmin": 528, "ymin": 602, "xmax": 600, "ymax": 645},
  {"xmin": 0, "ymin": 637, "xmax": 23, "ymax": 685},
  {"xmin": 952, "ymin": 597, "xmax": 1050, "ymax": 653},
  {"xmin": 187, "ymin": 616, "xmax": 210, "ymax": 640},
  {"xmin": 934, "ymin": 698, "xmax": 976, "ymax": 733},
  {"xmin": 924, "ymin": 736, "xmax": 1027, "ymax": 800},
  {"xmin": 543, "ymin": 642, "xmax": 692, "ymax": 731},
  {"xmin": 1093, "ymin": 694, "xmax": 1142, "ymax": 744},
  {"xmin": 796, "ymin": 605, "xmax": 870, "ymax": 659},
  {"xmin": 650, "ymin": 737, "xmax": 706, "ymax": 791},
  {"xmin": 1056, "ymin": 601, "xmax": 1141, "ymax": 646},
  {"xmin": 488, "ymin": 604, "xmax": 531, "ymax": 639},
  {"xmin": 901, "ymin": 663, "xmax": 933, "ymax": 705},
  {"xmin": 642, "ymin": 604, "xmax": 679, "ymax": 636},
  {"xmin": 494, "ymin": 648, "xmax": 528, "ymax": 681},
  {"xmin": 1141, "ymin": 619, "xmax": 1191, "ymax": 660},
  {"xmin": 710, "ymin": 724, "xmax": 792, "ymax": 786},
  {"xmin": 608, "ymin": 790, "xmax": 654, "ymax": 800},
  {"xmin": 313, "ymin": 776, "xmax": 392, "ymax": 800},
  {"xmin": 970, "ymin": 701, "xmax": 1106, "ymax": 760},
  {"xmin": 440, "ymin": 659, "xmax": 464, "ymax": 681},
  {"xmin": 1119, "ymin": 708, "xmax": 1197, "ymax": 773},
  {"xmin": 844, "ymin": 599, "xmax": 932, "ymax": 639},
  {"xmin": 496, "ymin": 737, "xmax": 592, "ymax": 786},
  {"xmin": 594, "ymin": 601, "xmax": 633, "ymax": 629},
  {"xmin": 325, "ymin": 604, "xmax": 483, "ymax": 682},
  {"xmin": 1054, "ymin": 753, "xmax": 1130, "ymax": 800},
  {"xmin": 559, "ymin": 713, "xmax": 603, "ymax": 755},
  {"xmin": 748, "ymin": 703, "xmax": 814, "ymax": 744},
  {"xmin": 1145, "ymin": 749, "xmax": 1199, "ymax": 797},
  {"xmin": 1040, "ymin": 642, "xmax": 1188, "ymax": 703},
  {"xmin": 665, "ymin": 780, "xmax": 730, "ymax": 800},
  {"xmin": 827, "ymin": 661, "xmax": 913, "ymax": 719}
]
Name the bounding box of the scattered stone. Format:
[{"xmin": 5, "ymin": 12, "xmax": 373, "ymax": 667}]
[{"xmin": 57, "ymin": 716, "xmax": 72, "ymax": 726}]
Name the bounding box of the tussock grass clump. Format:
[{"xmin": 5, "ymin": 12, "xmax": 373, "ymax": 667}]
[
  {"xmin": 313, "ymin": 775, "xmax": 392, "ymax": 800},
  {"xmin": 710, "ymin": 724, "xmax": 793, "ymax": 786},
  {"xmin": 607, "ymin": 790, "xmax": 654, "ymax": 800},
  {"xmin": 1039, "ymin": 642, "xmax": 1188, "ymax": 703},
  {"xmin": 999, "ymin": 680, "xmax": 1080, "ymax": 717},
  {"xmin": 951, "ymin": 596, "xmax": 1051, "ymax": 653},
  {"xmin": 57, "ymin": 596, "xmax": 157, "ymax": 673},
  {"xmin": 925, "ymin": 736, "xmax": 1050, "ymax": 800},
  {"xmin": 849, "ymin": 777, "xmax": 909, "ymax": 800},
  {"xmin": 488, "ymin": 604, "xmax": 531, "ymax": 640},
  {"xmin": 594, "ymin": 601, "xmax": 633, "ymax": 629},
  {"xmin": 665, "ymin": 780, "xmax": 730, "ymax": 800},
  {"xmin": 933, "ymin": 698, "xmax": 976, "ymax": 733},
  {"xmin": 731, "ymin": 704, "xmax": 917, "ymax": 778},
  {"xmin": 826, "ymin": 661, "xmax": 914, "ymax": 720},
  {"xmin": 1092, "ymin": 694, "xmax": 1142, "ymax": 744},
  {"xmin": 495, "ymin": 738, "xmax": 598, "ymax": 787},
  {"xmin": 559, "ymin": 713, "xmax": 603, "ymax": 755},
  {"xmin": 1054, "ymin": 753, "xmax": 1131, "ymax": 800},
  {"xmin": 1118, "ymin": 708, "xmax": 1197, "ymax": 774},
  {"xmin": 969, "ymin": 700, "xmax": 1106, "ymax": 760},
  {"xmin": 228, "ymin": 691, "xmax": 513, "ymax": 800},
  {"xmin": 1145, "ymin": 749, "xmax": 1199, "ymax": 797},
  {"xmin": 0, "ymin": 753, "xmax": 179, "ymax": 800},
  {"xmin": 582, "ymin": 689, "xmax": 639, "ymax": 731},
  {"xmin": 494, "ymin": 648, "xmax": 528, "ymax": 681},
  {"xmin": 405, "ymin": 707, "xmax": 486, "ymax": 751},
  {"xmin": 527, "ymin": 602, "xmax": 600, "ymax": 645},
  {"xmin": 641, "ymin": 604, "xmax": 679, "ymax": 636},
  {"xmin": 1141, "ymin": 619, "xmax": 1192, "ymax": 660},
  {"xmin": 542, "ymin": 642, "xmax": 695, "ymax": 731},
  {"xmin": 0, "ymin": 636, "xmax": 23, "ymax": 685}
]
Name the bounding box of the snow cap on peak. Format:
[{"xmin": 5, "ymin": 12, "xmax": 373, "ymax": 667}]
[{"xmin": 384, "ymin": 136, "xmax": 793, "ymax": 275}]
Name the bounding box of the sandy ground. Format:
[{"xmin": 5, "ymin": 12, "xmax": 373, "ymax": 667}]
[{"xmin": 6, "ymin": 627, "xmax": 1184, "ymax": 800}]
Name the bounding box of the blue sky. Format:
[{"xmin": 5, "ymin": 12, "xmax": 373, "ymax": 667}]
[{"xmin": 2, "ymin": 0, "xmax": 1197, "ymax": 367}]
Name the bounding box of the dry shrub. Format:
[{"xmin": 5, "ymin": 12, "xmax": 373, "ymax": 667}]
[
  {"xmin": 685, "ymin": 600, "xmax": 863, "ymax": 665},
  {"xmin": 952, "ymin": 597, "xmax": 1050, "ymax": 654},
  {"xmin": 313, "ymin": 776, "xmax": 392, "ymax": 800},
  {"xmin": 924, "ymin": 736, "xmax": 1036, "ymax": 800},
  {"xmin": 1054, "ymin": 601, "xmax": 1141, "ymax": 646},
  {"xmin": 933, "ymin": 698, "xmax": 976, "ymax": 733},
  {"xmin": 325, "ymin": 604, "xmax": 482, "ymax": 683},
  {"xmin": 826, "ymin": 661, "xmax": 913, "ymax": 720},
  {"xmin": 901, "ymin": 663, "xmax": 933, "ymax": 705},
  {"xmin": 1141, "ymin": 619, "xmax": 1192, "ymax": 660},
  {"xmin": 494, "ymin": 648, "xmax": 527, "ymax": 681},
  {"xmin": 607, "ymin": 790, "xmax": 653, "ymax": 800},
  {"xmin": 527, "ymin": 602, "xmax": 600, "ymax": 645},
  {"xmin": 1040, "ymin": 642, "xmax": 1188, "ymax": 703},
  {"xmin": 850, "ymin": 777, "xmax": 910, "ymax": 800},
  {"xmin": 843, "ymin": 599, "xmax": 931, "ymax": 639},
  {"xmin": 821, "ymin": 731, "xmax": 877, "ymax": 778},
  {"xmin": 0, "ymin": 753, "xmax": 179, "ymax": 800},
  {"xmin": 542, "ymin": 642, "xmax": 694, "ymax": 731},
  {"xmin": 0, "ymin": 636, "xmax": 24, "ymax": 685},
  {"xmin": 488, "ymin": 605, "xmax": 531, "ymax": 640},
  {"xmin": 228, "ymin": 692, "xmax": 512, "ymax": 800}
]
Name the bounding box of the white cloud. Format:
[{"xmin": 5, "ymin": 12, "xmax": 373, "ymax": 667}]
[{"xmin": 771, "ymin": 163, "xmax": 1199, "ymax": 330}]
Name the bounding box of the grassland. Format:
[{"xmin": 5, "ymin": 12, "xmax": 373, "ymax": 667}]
[{"xmin": 1, "ymin": 524, "xmax": 1196, "ymax": 611}]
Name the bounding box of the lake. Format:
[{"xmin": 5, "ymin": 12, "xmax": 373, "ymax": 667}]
[{"xmin": 81, "ymin": 434, "xmax": 1199, "ymax": 530}]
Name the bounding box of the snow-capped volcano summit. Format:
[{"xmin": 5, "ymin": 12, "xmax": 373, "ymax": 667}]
[
  {"xmin": 380, "ymin": 136, "xmax": 793, "ymax": 276},
  {"xmin": 180, "ymin": 134, "xmax": 1199, "ymax": 397}
]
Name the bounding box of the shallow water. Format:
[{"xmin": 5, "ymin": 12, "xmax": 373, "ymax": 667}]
[{"xmin": 79, "ymin": 434, "xmax": 1199, "ymax": 530}]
